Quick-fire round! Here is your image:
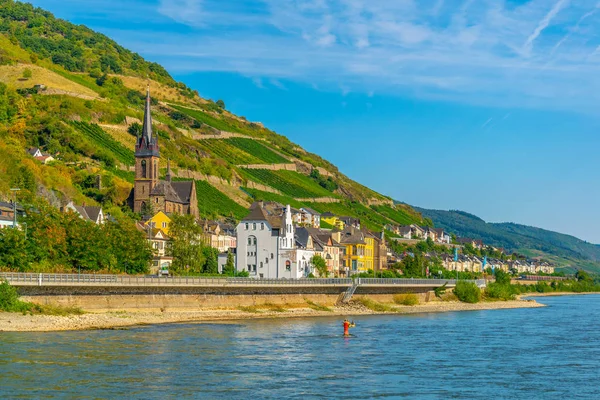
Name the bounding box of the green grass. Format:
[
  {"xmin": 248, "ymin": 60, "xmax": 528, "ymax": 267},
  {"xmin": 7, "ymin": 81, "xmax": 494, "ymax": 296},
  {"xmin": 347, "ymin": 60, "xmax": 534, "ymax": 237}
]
[
  {"xmin": 49, "ymin": 68, "xmax": 102, "ymax": 94},
  {"xmin": 71, "ymin": 121, "xmax": 135, "ymax": 165},
  {"xmin": 0, "ymin": 280, "xmax": 83, "ymax": 315},
  {"xmin": 237, "ymin": 305, "xmax": 262, "ymax": 313},
  {"xmin": 393, "ymin": 294, "xmax": 419, "ymax": 306},
  {"xmin": 305, "ymin": 299, "xmax": 332, "ymax": 312},
  {"xmin": 171, "ymin": 104, "xmax": 264, "ymax": 136},
  {"xmin": 262, "ymin": 302, "xmax": 287, "ymax": 312},
  {"xmin": 192, "ymin": 180, "xmax": 248, "ymax": 219},
  {"xmin": 241, "ymin": 169, "xmax": 335, "ymax": 198},
  {"xmin": 356, "ymin": 297, "xmax": 396, "ymax": 312},
  {"xmin": 109, "ymin": 168, "xmax": 135, "ymax": 183},
  {"xmin": 225, "ymin": 138, "xmax": 288, "ymax": 164}
]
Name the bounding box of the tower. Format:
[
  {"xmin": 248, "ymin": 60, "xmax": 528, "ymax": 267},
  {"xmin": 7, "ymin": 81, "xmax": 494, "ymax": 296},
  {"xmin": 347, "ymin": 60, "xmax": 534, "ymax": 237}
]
[{"xmin": 133, "ymin": 87, "xmax": 160, "ymax": 214}]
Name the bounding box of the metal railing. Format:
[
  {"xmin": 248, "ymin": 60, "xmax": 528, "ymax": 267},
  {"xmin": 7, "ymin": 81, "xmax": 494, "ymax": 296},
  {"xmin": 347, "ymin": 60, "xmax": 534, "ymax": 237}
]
[{"xmin": 0, "ymin": 273, "xmax": 485, "ymax": 287}]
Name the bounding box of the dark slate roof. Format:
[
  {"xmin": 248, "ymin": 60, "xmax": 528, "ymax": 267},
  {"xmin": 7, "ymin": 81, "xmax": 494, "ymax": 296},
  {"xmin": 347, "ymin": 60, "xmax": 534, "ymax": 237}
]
[
  {"xmin": 242, "ymin": 202, "xmax": 270, "ymax": 222},
  {"xmin": 73, "ymin": 205, "xmax": 90, "ymax": 220},
  {"xmin": 171, "ymin": 181, "xmax": 194, "ymax": 203},
  {"xmin": 339, "ymin": 226, "xmax": 365, "ymax": 244},
  {"xmin": 84, "ymin": 206, "xmax": 102, "ymax": 222},
  {"xmin": 150, "ymin": 181, "xmax": 182, "ymax": 203},
  {"xmin": 135, "ymin": 88, "xmax": 159, "ymax": 157},
  {"xmin": 295, "ymin": 227, "xmax": 310, "ymax": 248}
]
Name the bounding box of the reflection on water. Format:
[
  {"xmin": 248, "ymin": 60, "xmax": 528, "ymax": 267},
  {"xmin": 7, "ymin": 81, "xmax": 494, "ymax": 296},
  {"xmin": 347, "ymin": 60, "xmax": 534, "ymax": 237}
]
[{"xmin": 2, "ymin": 295, "xmax": 600, "ymax": 399}]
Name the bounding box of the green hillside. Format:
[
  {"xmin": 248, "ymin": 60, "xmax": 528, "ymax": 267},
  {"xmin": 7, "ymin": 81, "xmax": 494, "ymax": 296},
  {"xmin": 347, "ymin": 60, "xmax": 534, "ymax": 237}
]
[
  {"xmin": 0, "ymin": 0, "xmax": 429, "ymax": 236},
  {"xmin": 416, "ymin": 207, "xmax": 600, "ymax": 273}
]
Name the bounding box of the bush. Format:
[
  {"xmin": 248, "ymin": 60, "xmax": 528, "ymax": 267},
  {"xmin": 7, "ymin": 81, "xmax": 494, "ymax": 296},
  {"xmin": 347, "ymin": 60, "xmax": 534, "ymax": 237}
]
[
  {"xmin": 453, "ymin": 281, "xmax": 481, "ymax": 303},
  {"xmin": 357, "ymin": 297, "xmax": 395, "ymax": 312},
  {"xmin": 485, "ymin": 282, "xmax": 516, "ymax": 300},
  {"xmin": 393, "ymin": 294, "xmax": 419, "ymax": 306}
]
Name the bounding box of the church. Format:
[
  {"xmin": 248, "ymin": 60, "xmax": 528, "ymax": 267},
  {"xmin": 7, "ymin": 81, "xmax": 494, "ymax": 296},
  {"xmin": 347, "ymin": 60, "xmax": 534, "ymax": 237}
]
[{"xmin": 130, "ymin": 88, "xmax": 198, "ymax": 218}]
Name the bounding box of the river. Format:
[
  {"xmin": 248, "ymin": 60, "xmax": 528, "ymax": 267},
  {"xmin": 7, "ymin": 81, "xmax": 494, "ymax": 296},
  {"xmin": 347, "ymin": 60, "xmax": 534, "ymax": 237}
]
[{"xmin": 1, "ymin": 295, "xmax": 599, "ymax": 399}]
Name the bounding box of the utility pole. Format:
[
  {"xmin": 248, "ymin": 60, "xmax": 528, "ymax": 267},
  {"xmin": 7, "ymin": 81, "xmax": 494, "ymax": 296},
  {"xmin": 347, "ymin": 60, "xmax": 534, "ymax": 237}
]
[{"xmin": 10, "ymin": 188, "xmax": 20, "ymax": 229}]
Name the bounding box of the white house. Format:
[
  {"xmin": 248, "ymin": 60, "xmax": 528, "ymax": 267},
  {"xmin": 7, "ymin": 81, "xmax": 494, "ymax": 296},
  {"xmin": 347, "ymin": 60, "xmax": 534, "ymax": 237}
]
[
  {"xmin": 63, "ymin": 202, "xmax": 105, "ymax": 224},
  {"xmin": 236, "ymin": 202, "xmax": 311, "ymax": 279}
]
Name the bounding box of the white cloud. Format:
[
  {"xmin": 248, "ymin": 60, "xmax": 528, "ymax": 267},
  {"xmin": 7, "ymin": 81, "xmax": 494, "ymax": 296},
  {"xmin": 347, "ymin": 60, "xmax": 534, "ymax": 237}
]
[{"xmin": 99, "ymin": 0, "xmax": 600, "ymax": 112}]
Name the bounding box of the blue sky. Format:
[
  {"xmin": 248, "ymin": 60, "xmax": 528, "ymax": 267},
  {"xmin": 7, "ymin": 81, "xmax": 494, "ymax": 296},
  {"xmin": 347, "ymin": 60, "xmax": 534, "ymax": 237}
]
[{"xmin": 28, "ymin": 0, "xmax": 600, "ymax": 243}]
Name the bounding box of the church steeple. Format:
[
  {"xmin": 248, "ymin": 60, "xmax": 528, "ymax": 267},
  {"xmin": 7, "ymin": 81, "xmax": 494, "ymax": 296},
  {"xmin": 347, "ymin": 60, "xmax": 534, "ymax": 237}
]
[{"xmin": 135, "ymin": 85, "xmax": 159, "ymax": 157}]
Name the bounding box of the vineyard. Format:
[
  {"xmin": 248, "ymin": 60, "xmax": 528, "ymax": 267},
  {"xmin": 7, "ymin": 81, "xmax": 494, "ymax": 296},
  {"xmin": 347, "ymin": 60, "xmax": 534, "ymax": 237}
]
[
  {"xmin": 306, "ymin": 201, "xmax": 393, "ymax": 231},
  {"xmin": 225, "ymin": 138, "xmax": 288, "ymax": 164},
  {"xmin": 170, "ymin": 104, "xmax": 263, "ymax": 136},
  {"xmin": 242, "ymin": 187, "xmax": 308, "ymax": 210},
  {"xmin": 241, "ymin": 169, "xmax": 336, "ymax": 199},
  {"xmin": 371, "ymin": 204, "xmax": 425, "ymax": 226},
  {"xmin": 193, "ymin": 180, "xmax": 248, "ymax": 220},
  {"xmin": 71, "ymin": 121, "xmax": 135, "ymax": 166},
  {"xmin": 199, "ymin": 139, "xmax": 262, "ymax": 165}
]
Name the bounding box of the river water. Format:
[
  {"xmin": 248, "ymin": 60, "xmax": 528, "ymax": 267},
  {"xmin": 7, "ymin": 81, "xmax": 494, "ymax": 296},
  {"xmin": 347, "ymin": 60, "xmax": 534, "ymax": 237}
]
[{"xmin": 1, "ymin": 295, "xmax": 600, "ymax": 399}]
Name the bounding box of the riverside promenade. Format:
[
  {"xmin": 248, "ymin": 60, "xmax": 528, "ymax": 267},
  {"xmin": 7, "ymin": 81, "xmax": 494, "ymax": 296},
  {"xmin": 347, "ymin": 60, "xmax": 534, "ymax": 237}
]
[{"xmin": 0, "ymin": 272, "xmax": 484, "ymax": 289}]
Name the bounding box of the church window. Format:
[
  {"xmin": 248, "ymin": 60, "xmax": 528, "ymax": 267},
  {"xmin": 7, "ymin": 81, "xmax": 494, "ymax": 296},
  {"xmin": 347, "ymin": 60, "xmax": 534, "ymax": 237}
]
[
  {"xmin": 154, "ymin": 162, "xmax": 157, "ymax": 179},
  {"xmin": 141, "ymin": 160, "xmax": 147, "ymax": 178}
]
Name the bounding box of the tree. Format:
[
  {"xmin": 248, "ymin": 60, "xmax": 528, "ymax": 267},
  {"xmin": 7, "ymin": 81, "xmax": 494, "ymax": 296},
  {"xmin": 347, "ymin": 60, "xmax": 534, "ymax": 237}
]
[
  {"xmin": 202, "ymin": 246, "xmax": 219, "ymax": 274},
  {"xmin": 223, "ymin": 252, "xmax": 235, "ymax": 276},
  {"xmin": 22, "ymin": 68, "xmax": 32, "ymax": 79},
  {"xmin": 216, "ymin": 99, "xmax": 225, "ymax": 109},
  {"xmin": 128, "ymin": 122, "xmax": 143, "ymax": 137},
  {"xmin": 576, "ymin": 269, "xmax": 592, "ymax": 282},
  {"xmin": 494, "ymin": 269, "xmax": 511, "ymax": 285},
  {"xmin": 311, "ymin": 255, "xmax": 328, "ymax": 277},
  {"xmin": 169, "ymin": 214, "xmax": 205, "ymax": 274}
]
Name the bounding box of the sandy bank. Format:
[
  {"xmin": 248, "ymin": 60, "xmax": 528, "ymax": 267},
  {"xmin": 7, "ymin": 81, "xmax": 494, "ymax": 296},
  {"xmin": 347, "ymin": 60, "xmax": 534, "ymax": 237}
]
[{"xmin": 0, "ymin": 299, "xmax": 544, "ymax": 332}]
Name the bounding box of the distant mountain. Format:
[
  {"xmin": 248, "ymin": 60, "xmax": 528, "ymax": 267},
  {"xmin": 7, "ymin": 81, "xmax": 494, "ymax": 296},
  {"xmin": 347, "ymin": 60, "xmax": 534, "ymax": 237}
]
[{"xmin": 415, "ymin": 207, "xmax": 600, "ymax": 272}]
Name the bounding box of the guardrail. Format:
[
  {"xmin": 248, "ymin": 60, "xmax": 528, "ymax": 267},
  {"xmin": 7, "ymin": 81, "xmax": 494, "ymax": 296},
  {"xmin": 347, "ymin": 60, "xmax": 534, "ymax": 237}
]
[{"xmin": 0, "ymin": 273, "xmax": 485, "ymax": 287}]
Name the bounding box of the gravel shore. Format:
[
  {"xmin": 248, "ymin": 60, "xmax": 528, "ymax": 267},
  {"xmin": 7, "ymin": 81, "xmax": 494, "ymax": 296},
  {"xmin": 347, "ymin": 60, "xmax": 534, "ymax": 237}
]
[{"xmin": 0, "ymin": 299, "xmax": 544, "ymax": 332}]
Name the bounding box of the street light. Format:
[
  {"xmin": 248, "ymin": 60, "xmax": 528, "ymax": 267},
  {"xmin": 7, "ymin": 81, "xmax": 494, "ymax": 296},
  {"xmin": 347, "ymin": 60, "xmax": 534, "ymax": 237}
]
[{"xmin": 10, "ymin": 188, "xmax": 20, "ymax": 229}]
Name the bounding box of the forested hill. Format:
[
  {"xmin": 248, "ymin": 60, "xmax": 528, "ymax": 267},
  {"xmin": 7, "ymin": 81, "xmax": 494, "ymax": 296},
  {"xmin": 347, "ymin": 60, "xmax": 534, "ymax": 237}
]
[
  {"xmin": 415, "ymin": 207, "xmax": 600, "ymax": 272},
  {"xmin": 0, "ymin": 0, "xmax": 429, "ymax": 237}
]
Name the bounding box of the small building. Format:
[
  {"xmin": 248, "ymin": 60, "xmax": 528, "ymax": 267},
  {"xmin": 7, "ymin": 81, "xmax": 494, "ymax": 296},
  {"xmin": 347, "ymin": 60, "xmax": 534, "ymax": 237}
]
[
  {"xmin": 62, "ymin": 202, "xmax": 105, "ymax": 224},
  {"xmin": 145, "ymin": 211, "xmax": 172, "ymax": 234},
  {"xmin": 27, "ymin": 147, "xmax": 55, "ymax": 164}
]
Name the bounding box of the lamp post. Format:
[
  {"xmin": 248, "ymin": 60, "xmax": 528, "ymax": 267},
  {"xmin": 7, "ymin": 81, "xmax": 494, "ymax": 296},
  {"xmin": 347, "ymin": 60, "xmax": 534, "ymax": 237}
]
[{"xmin": 10, "ymin": 188, "xmax": 20, "ymax": 229}]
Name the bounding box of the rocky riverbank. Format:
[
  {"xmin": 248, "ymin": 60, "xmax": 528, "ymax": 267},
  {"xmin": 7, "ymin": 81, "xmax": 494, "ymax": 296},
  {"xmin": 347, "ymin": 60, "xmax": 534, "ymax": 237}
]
[{"xmin": 0, "ymin": 299, "xmax": 544, "ymax": 332}]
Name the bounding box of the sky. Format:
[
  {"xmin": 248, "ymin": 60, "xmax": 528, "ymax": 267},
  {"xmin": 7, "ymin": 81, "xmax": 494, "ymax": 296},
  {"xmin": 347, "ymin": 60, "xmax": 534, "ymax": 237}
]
[{"xmin": 27, "ymin": 0, "xmax": 600, "ymax": 243}]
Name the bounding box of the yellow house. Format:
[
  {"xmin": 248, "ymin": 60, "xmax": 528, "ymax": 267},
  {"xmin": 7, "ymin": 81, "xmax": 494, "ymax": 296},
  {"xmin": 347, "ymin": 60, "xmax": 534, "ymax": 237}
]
[
  {"xmin": 364, "ymin": 234, "xmax": 375, "ymax": 271},
  {"xmin": 321, "ymin": 212, "xmax": 345, "ymax": 230},
  {"xmin": 144, "ymin": 211, "xmax": 172, "ymax": 235},
  {"xmin": 332, "ymin": 226, "xmax": 367, "ymax": 274}
]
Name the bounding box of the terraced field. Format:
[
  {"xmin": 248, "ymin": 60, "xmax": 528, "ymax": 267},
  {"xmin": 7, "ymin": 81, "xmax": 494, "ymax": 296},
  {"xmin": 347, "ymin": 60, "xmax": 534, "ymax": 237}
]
[
  {"xmin": 225, "ymin": 138, "xmax": 288, "ymax": 164},
  {"xmin": 71, "ymin": 121, "xmax": 135, "ymax": 166},
  {"xmin": 371, "ymin": 205, "xmax": 425, "ymax": 226},
  {"xmin": 241, "ymin": 169, "xmax": 336, "ymax": 199},
  {"xmin": 199, "ymin": 140, "xmax": 262, "ymax": 165},
  {"xmin": 193, "ymin": 180, "xmax": 248, "ymax": 219},
  {"xmin": 242, "ymin": 188, "xmax": 308, "ymax": 210},
  {"xmin": 306, "ymin": 201, "xmax": 393, "ymax": 231}
]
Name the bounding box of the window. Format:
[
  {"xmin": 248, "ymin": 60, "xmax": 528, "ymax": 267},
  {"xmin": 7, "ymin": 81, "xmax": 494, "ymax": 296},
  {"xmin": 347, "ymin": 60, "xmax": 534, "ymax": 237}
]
[
  {"xmin": 155, "ymin": 198, "xmax": 158, "ymax": 203},
  {"xmin": 261, "ymin": 223, "xmax": 264, "ymax": 230},
  {"xmin": 265, "ymin": 258, "xmax": 268, "ymax": 263},
  {"xmin": 253, "ymin": 237, "xmax": 257, "ymax": 245},
  {"xmin": 253, "ymin": 223, "xmax": 256, "ymax": 230},
  {"xmin": 247, "ymin": 264, "xmax": 251, "ymax": 271},
  {"xmin": 260, "ymin": 262, "xmax": 263, "ymax": 268},
  {"xmin": 245, "ymin": 223, "xmax": 249, "ymax": 230},
  {"xmin": 248, "ymin": 238, "xmax": 252, "ymax": 245},
  {"xmin": 162, "ymin": 222, "xmax": 167, "ymax": 228},
  {"xmin": 141, "ymin": 160, "xmax": 147, "ymax": 178},
  {"xmin": 252, "ymin": 264, "xmax": 257, "ymax": 272},
  {"xmin": 270, "ymin": 253, "xmax": 274, "ymax": 259}
]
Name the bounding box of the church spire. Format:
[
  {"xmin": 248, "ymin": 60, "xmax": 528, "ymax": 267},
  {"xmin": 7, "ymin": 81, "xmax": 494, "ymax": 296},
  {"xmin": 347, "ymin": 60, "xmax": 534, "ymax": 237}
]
[
  {"xmin": 142, "ymin": 84, "xmax": 153, "ymax": 144},
  {"xmin": 134, "ymin": 84, "xmax": 159, "ymax": 157},
  {"xmin": 166, "ymin": 158, "xmax": 172, "ymax": 182}
]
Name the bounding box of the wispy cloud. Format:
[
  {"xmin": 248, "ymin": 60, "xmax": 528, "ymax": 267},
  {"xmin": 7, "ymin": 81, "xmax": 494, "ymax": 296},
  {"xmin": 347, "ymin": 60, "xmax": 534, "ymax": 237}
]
[{"xmin": 104, "ymin": 0, "xmax": 600, "ymax": 112}]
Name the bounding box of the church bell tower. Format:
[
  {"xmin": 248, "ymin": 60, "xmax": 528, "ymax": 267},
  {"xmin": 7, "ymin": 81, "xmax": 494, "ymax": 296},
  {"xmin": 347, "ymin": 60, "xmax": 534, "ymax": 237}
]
[{"xmin": 133, "ymin": 87, "xmax": 160, "ymax": 214}]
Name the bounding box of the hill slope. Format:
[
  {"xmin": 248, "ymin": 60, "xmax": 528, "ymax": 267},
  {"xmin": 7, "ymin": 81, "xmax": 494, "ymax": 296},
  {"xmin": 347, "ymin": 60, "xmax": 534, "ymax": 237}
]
[
  {"xmin": 415, "ymin": 207, "xmax": 600, "ymax": 272},
  {"xmin": 0, "ymin": 0, "xmax": 428, "ymax": 232}
]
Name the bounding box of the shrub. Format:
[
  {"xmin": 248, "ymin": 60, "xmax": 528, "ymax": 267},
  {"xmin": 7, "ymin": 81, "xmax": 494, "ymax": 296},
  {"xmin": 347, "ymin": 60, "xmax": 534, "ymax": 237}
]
[
  {"xmin": 22, "ymin": 68, "xmax": 32, "ymax": 79},
  {"xmin": 485, "ymin": 282, "xmax": 516, "ymax": 301},
  {"xmin": 357, "ymin": 297, "xmax": 395, "ymax": 312},
  {"xmin": 393, "ymin": 294, "xmax": 419, "ymax": 306},
  {"xmin": 453, "ymin": 281, "xmax": 481, "ymax": 303}
]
